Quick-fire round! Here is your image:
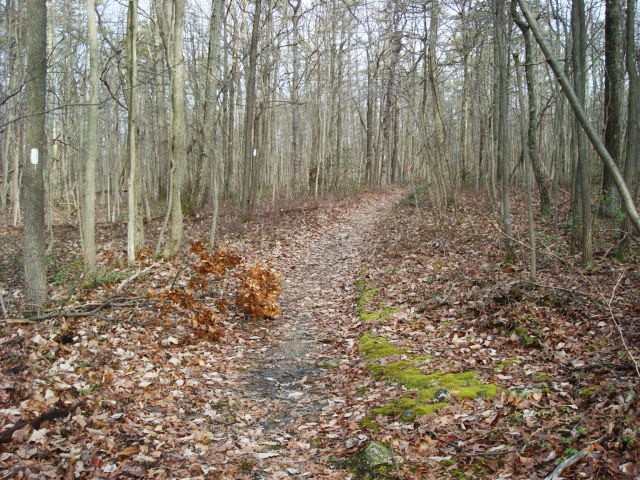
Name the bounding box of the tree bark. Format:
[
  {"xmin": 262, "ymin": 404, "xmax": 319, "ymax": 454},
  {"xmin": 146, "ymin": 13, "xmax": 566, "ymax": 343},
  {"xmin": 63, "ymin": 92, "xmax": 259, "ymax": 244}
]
[
  {"xmin": 515, "ymin": 53, "xmax": 537, "ymax": 279},
  {"xmin": 571, "ymin": 0, "xmax": 593, "ymax": 266},
  {"xmin": 22, "ymin": 0, "xmax": 48, "ymax": 309}
]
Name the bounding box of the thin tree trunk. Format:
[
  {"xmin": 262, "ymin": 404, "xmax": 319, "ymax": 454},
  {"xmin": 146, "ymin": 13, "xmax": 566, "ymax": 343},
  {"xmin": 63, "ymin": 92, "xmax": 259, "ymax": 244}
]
[
  {"xmin": 495, "ymin": 0, "xmax": 514, "ymax": 259},
  {"xmin": 512, "ymin": 7, "xmax": 552, "ymax": 215},
  {"xmin": 126, "ymin": 0, "xmax": 143, "ymax": 265},
  {"xmin": 162, "ymin": 0, "xmax": 187, "ymax": 257},
  {"xmin": 81, "ymin": 0, "xmax": 98, "ymax": 272},
  {"xmin": 241, "ymin": 0, "xmax": 261, "ymax": 221},
  {"xmin": 515, "ymin": 53, "xmax": 537, "ymax": 279},
  {"xmin": 289, "ymin": 0, "xmax": 302, "ymax": 189}
]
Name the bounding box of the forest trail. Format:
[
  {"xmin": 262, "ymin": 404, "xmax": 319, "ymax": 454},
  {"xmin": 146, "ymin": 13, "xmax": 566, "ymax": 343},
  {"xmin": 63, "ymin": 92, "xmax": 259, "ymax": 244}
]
[
  {"xmin": 223, "ymin": 190, "xmax": 403, "ymax": 478},
  {"xmin": 3, "ymin": 187, "xmax": 638, "ymax": 479}
]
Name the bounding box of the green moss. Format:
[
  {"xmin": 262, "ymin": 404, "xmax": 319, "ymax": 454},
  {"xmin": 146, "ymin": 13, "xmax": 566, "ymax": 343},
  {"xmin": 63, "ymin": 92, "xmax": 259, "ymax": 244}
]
[
  {"xmin": 356, "ymin": 275, "xmax": 379, "ymax": 316},
  {"xmin": 368, "ymin": 361, "xmax": 431, "ymax": 388},
  {"xmin": 371, "ymin": 396, "xmax": 446, "ymax": 421},
  {"xmin": 358, "ymin": 333, "xmax": 405, "ymax": 361},
  {"xmin": 494, "ymin": 358, "xmax": 521, "ymax": 373},
  {"xmin": 361, "ymin": 311, "xmax": 382, "ymax": 322},
  {"xmin": 361, "ymin": 306, "xmax": 399, "ymax": 322},
  {"xmin": 533, "ymin": 372, "xmax": 551, "ymax": 381},
  {"xmin": 82, "ymin": 268, "xmax": 127, "ymax": 290},
  {"xmin": 578, "ymin": 386, "xmax": 600, "ymax": 396},
  {"xmin": 356, "ymin": 274, "xmax": 399, "ymax": 322},
  {"xmin": 356, "ymin": 386, "xmax": 369, "ymax": 396},
  {"xmin": 361, "ymin": 414, "xmax": 381, "ymax": 432},
  {"xmin": 413, "ymin": 354, "xmax": 434, "ymax": 362},
  {"xmin": 586, "ymin": 340, "xmax": 608, "ymax": 351},
  {"xmin": 513, "ymin": 325, "xmax": 540, "ymax": 347},
  {"xmin": 414, "ymin": 372, "xmax": 499, "ymax": 401}
]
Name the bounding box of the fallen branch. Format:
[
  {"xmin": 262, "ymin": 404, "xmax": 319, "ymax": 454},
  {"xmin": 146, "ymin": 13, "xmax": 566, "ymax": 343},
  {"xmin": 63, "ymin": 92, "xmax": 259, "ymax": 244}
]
[
  {"xmin": 116, "ymin": 261, "xmax": 161, "ymax": 293},
  {"xmin": 0, "ymin": 401, "xmax": 85, "ymax": 444},
  {"xmin": 426, "ymin": 430, "xmax": 517, "ymax": 459},
  {"xmin": 543, "ymin": 448, "xmax": 589, "ymax": 480},
  {"xmin": 28, "ymin": 296, "xmax": 150, "ymax": 321}
]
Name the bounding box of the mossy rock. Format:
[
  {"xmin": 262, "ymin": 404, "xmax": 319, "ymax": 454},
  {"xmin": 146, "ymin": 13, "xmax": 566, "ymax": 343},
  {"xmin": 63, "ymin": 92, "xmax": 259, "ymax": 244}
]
[{"xmin": 345, "ymin": 441, "xmax": 397, "ymax": 479}]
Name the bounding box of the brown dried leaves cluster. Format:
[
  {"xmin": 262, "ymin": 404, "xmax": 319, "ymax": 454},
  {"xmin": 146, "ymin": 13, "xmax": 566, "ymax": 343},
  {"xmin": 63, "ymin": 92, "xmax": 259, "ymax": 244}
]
[
  {"xmin": 235, "ymin": 263, "xmax": 283, "ymax": 320},
  {"xmin": 157, "ymin": 240, "xmax": 282, "ymax": 340}
]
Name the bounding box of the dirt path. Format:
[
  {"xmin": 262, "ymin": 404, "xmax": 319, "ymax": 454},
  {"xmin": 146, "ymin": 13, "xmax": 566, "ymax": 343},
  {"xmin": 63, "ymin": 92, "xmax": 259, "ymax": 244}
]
[
  {"xmin": 221, "ymin": 191, "xmax": 402, "ymax": 478},
  {"xmin": 0, "ymin": 191, "xmax": 403, "ymax": 480}
]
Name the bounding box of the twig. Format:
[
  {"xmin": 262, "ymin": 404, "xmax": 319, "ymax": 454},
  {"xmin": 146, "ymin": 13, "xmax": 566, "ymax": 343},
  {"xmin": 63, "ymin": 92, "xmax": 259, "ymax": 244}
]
[
  {"xmin": 169, "ymin": 267, "xmax": 185, "ymax": 290},
  {"xmin": 426, "ymin": 430, "xmax": 517, "ymax": 458},
  {"xmin": 543, "ymin": 436, "xmax": 603, "ymax": 480},
  {"xmin": 517, "ymin": 281, "xmax": 588, "ymax": 303},
  {"xmin": 0, "ymin": 288, "xmax": 7, "ymax": 316},
  {"xmin": 116, "ymin": 261, "xmax": 161, "ymax": 293},
  {"xmin": 1, "ymin": 318, "xmax": 34, "ymax": 325},
  {"xmin": 604, "ymin": 271, "xmax": 640, "ymax": 379},
  {"xmin": 543, "ymin": 448, "xmax": 589, "ymax": 480},
  {"xmin": 0, "ymin": 401, "xmax": 85, "ymax": 444}
]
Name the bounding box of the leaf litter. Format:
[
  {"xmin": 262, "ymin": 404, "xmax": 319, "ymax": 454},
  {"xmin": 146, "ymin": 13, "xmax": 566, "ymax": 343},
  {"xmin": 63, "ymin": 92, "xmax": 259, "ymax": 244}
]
[{"xmin": 0, "ymin": 188, "xmax": 638, "ymax": 479}]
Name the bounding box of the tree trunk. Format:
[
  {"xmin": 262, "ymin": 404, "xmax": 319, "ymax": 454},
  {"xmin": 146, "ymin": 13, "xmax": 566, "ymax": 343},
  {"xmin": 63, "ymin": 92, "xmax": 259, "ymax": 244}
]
[
  {"xmin": 512, "ymin": 8, "xmax": 552, "ymax": 216},
  {"xmin": 289, "ymin": 0, "xmax": 302, "ymax": 189},
  {"xmin": 515, "ymin": 53, "xmax": 537, "ymax": 279},
  {"xmin": 571, "ymin": 0, "xmax": 593, "ymax": 266},
  {"xmin": 241, "ymin": 0, "xmax": 261, "ymax": 221},
  {"xmin": 495, "ymin": 0, "xmax": 514, "ymax": 259},
  {"xmin": 600, "ymin": 0, "xmax": 624, "ymax": 216},
  {"xmin": 161, "ymin": 0, "xmax": 187, "ymax": 257},
  {"xmin": 81, "ymin": 0, "xmax": 98, "ymax": 272},
  {"xmin": 619, "ymin": 0, "xmax": 640, "ymax": 254},
  {"xmin": 22, "ymin": 0, "xmax": 48, "ymax": 309},
  {"xmin": 126, "ymin": 0, "xmax": 143, "ymax": 265}
]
